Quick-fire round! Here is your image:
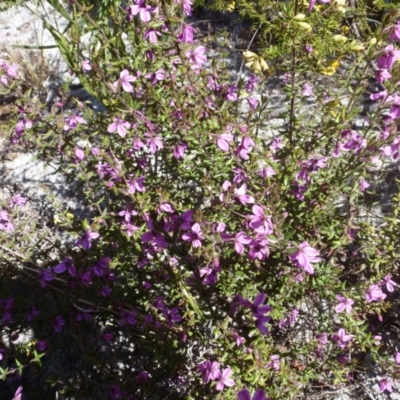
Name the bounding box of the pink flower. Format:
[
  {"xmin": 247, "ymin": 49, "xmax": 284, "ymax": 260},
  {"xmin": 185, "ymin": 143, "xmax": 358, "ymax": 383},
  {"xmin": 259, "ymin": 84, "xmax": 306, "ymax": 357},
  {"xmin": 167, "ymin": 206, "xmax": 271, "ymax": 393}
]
[
  {"xmin": 146, "ymin": 136, "xmax": 163, "ymax": 153},
  {"xmin": 113, "ymin": 69, "xmax": 136, "ymax": 92},
  {"xmin": 54, "ymin": 258, "xmax": 77, "ymax": 276},
  {"xmin": 395, "ymin": 351, "xmax": 400, "ymax": 365},
  {"xmin": 358, "ymin": 179, "xmax": 370, "ymax": 192},
  {"xmin": 173, "ymin": 142, "xmax": 187, "ymax": 159},
  {"xmin": 144, "ymin": 28, "xmax": 161, "ymax": 44},
  {"xmin": 0, "ymin": 210, "xmax": 14, "ymax": 232},
  {"xmin": 375, "ymin": 69, "xmax": 392, "ymax": 84},
  {"xmin": 234, "ymin": 184, "xmax": 255, "ymax": 205},
  {"xmin": 198, "ymin": 360, "xmax": 220, "ymax": 383},
  {"xmin": 75, "ymin": 230, "xmax": 100, "ymax": 250},
  {"xmin": 332, "ymin": 328, "xmax": 353, "ymax": 349},
  {"xmin": 388, "ymin": 21, "xmax": 400, "ymax": 41},
  {"xmin": 108, "ymin": 118, "xmax": 131, "ymax": 137},
  {"xmin": 175, "ymin": 0, "xmax": 193, "ymax": 16},
  {"xmin": 238, "ymin": 388, "xmax": 266, "ymax": 400},
  {"xmin": 9, "ymin": 194, "xmax": 26, "ymax": 208},
  {"xmin": 379, "ymin": 378, "xmax": 393, "ymax": 393},
  {"xmin": 377, "ymin": 44, "xmax": 400, "ymax": 70},
  {"xmin": 182, "ymin": 223, "xmax": 204, "ymax": 248},
  {"xmin": 81, "ymin": 60, "xmax": 92, "ymax": 72},
  {"xmin": 64, "ymin": 114, "xmax": 86, "ymax": 130},
  {"xmin": 217, "ymin": 133, "xmax": 234, "ymax": 151},
  {"xmin": 289, "ymin": 241, "xmax": 321, "ymax": 275},
  {"xmin": 302, "ymin": 83, "xmax": 314, "ymax": 97},
  {"xmin": 185, "ymin": 46, "xmax": 207, "ymax": 68},
  {"xmin": 129, "ymin": 0, "xmax": 158, "ymax": 23},
  {"xmin": 215, "ymin": 368, "xmax": 235, "ymax": 391},
  {"xmin": 12, "ymin": 386, "xmax": 22, "ymax": 400},
  {"xmin": 75, "ymin": 147, "xmax": 85, "ymax": 161},
  {"xmin": 249, "ymin": 205, "xmax": 273, "ymax": 234},
  {"xmin": 335, "ymin": 295, "xmax": 354, "ymax": 314},
  {"xmin": 380, "ymin": 275, "xmax": 397, "ymax": 292},
  {"xmin": 127, "ymin": 176, "xmax": 145, "ymax": 194},
  {"xmin": 365, "ymin": 284, "xmax": 386, "ymax": 302},
  {"xmin": 266, "ymin": 355, "xmax": 280, "ymax": 371},
  {"xmin": 178, "ymin": 24, "xmax": 195, "ymax": 43}
]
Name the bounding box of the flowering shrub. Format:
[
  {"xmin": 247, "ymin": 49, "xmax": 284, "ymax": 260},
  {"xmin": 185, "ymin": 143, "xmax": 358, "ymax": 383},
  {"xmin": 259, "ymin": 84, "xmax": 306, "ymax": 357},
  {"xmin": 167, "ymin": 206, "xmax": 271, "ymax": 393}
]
[{"xmin": 1, "ymin": 0, "xmax": 400, "ymax": 398}]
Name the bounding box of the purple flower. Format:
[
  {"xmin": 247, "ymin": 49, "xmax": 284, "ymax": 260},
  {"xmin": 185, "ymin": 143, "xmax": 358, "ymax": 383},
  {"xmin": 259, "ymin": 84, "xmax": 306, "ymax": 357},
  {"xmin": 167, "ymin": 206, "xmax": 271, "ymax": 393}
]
[
  {"xmin": 75, "ymin": 147, "xmax": 85, "ymax": 161},
  {"xmin": 75, "ymin": 230, "xmax": 100, "ymax": 250},
  {"xmin": 198, "ymin": 360, "xmax": 220, "ymax": 383},
  {"xmin": 358, "ymin": 179, "xmax": 370, "ymax": 192},
  {"xmin": 395, "ymin": 351, "xmax": 400, "ymax": 365},
  {"xmin": 81, "ymin": 60, "xmax": 92, "ymax": 72},
  {"xmin": 249, "ymin": 205, "xmax": 273, "ymax": 234},
  {"xmin": 40, "ymin": 267, "xmax": 54, "ymax": 288},
  {"xmin": 64, "ymin": 113, "xmax": 86, "ymax": 130},
  {"xmin": 380, "ymin": 274, "xmax": 397, "ymax": 292},
  {"xmin": 35, "ymin": 340, "xmax": 48, "ymax": 352},
  {"xmin": 247, "ymin": 97, "xmax": 259, "ymax": 110},
  {"xmin": 365, "ymin": 284, "xmax": 386, "ymax": 302},
  {"xmin": 9, "ymin": 194, "xmax": 26, "ymax": 208},
  {"xmin": 251, "ymin": 293, "xmax": 272, "ymax": 318},
  {"xmin": 232, "ymin": 232, "xmax": 252, "ymax": 255},
  {"xmin": 129, "ymin": 0, "xmax": 158, "ymax": 23},
  {"xmin": 215, "ymin": 368, "xmax": 235, "ymax": 391},
  {"xmin": 217, "ymin": 133, "xmax": 233, "ymax": 151},
  {"xmin": 0, "ymin": 210, "xmax": 14, "ymax": 232},
  {"xmin": 146, "ymin": 136, "xmax": 163, "ymax": 153},
  {"xmin": 54, "ymin": 315, "xmax": 65, "ymax": 332},
  {"xmin": 289, "ymin": 241, "xmax": 321, "ymax": 275},
  {"xmin": 225, "ymin": 85, "xmax": 238, "ymax": 101},
  {"xmin": 127, "ymin": 176, "xmax": 146, "ymax": 194},
  {"xmin": 376, "ymin": 68, "xmax": 392, "ymax": 84},
  {"xmin": 163, "ymin": 307, "xmax": 182, "ymax": 326},
  {"xmin": 256, "ymin": 315, "xmax": 271, "ymax": 335},
  {"xmin": 175, "ymin": 0, "xmax": 193, "ymax": 16},
  {"xmin": 302, "ymin": 83, "xmax": 314, "ymax": 97},
  {"xmin": 173, "ymin": 142, "xmax": 187, "ymax": 159},
  {"xmin": 234, "ymin": 184, "xmax": 255, "ymax": 205},
  {"xmin": 146, "ymin": 69, "xmax": 165, "ymax": 85},
  {"xmin": 119, "ymin": 205, "xmax": 138, "ymax": 222},
  {"xmin": 178, "ymin": 24, "xmax": 195, "ymax": 43},
  {"xmin": 332, "ymin": 328, "xmax": 353, "ymax": 349},
  {"xmin": 379, "ymin": 378, "xmax": 393, "ymax": 393},
  {"xmin": 108, "ymin": 117, "xmax": 131, "ymax": 137},
  {"xmin": 388, "ymin": 21, "xmax": 400, "ymax": 41},
  {"xmin": 185, "ymin": 46, "xmax": 207, "ymax": 68},
  {"xmin": 113, "ymin": 69, "xmax": 136, "ymax": 92},
  {"xmin": 238, "ymin": 388, "xmax": 266, "ymax": 400},
  {"xmin": 377, "ymin": 44, "xmax": 400, "ymax": 70},
  {"xmin": 335, "ymin": 295, "xmax": 354, "ymax": 314},
  {"xmin": 12, "ymin": 386, "xmax": 22, "ymax": 400},
  {"xmin": 266, "ymin": 355, "xmax": 280, "ymax": 371},
  {"xmin": 182, "ymin": 223, "xmax": 204, "ymax": 248},
  {"xmin": 144, "ymin": 28, "xmax": 161, "ymax": 44},
  {"xmin": 54, "ymin": 257, "xmax": 77, "ymax": 276}
]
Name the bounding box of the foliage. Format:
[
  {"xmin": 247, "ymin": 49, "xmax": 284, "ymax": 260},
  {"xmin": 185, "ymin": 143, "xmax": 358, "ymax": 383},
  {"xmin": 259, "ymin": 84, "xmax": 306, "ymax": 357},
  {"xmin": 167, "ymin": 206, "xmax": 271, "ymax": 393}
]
[{"xmin": 1, "ymin": 0, "xmax": 400, "ymax": 399}]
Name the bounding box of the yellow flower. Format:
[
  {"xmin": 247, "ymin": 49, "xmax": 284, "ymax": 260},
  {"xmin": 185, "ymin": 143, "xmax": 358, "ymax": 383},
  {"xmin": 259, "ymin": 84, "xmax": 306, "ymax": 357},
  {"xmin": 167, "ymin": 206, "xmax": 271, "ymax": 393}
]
[
  {"xmin": 293, "ymin": 13, "xmax": 306, "ymax": 21},
  {"xmin": 295, "ymin": 21, "xmax": 312, "ymax": 32},
  {"xmin": 226, "ymin": 1, "xmax": 235, "ymax": 12},
  {"xmin": 243, "ymin": 51, "xmax": 269, "ymax": 73},
  {"xmin": 318, "ymin": 55, "xmax": 343, "ymax": 76},
  {"xmin": 332, "ymin": 34, "xmax": 347, "ymax": 43},
  {"xmin": 348, "ymin": 40, "xmax": 364, "ymax": 52}
]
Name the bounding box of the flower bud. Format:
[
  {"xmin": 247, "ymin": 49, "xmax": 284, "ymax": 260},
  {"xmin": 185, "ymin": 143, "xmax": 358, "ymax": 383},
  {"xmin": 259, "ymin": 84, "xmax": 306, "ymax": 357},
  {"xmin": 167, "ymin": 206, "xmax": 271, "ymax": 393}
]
[
  {"xmin": 295, "ymin": 22, "xmax": 312, "ymax": 32},
  {"xmin": 293, "ymin": 13, "xmax": 306, "ymax": 21},
  {"xmin": 332, "ymin": 35, "xmax": 347, "ymax": 43}
]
